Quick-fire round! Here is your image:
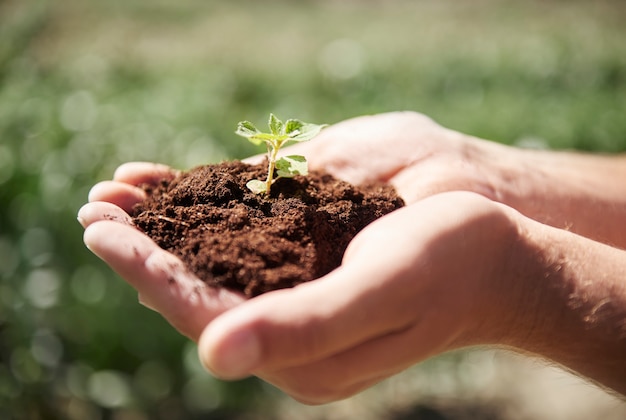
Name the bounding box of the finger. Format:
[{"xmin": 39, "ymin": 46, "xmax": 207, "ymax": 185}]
[
  {"xmin": 257, "ymin": 314, "xmax": 455, "ymax": 405},
  {"xmin": 77, "ymin": 201, "xmax": 134, "ymax": 228},
  {"xmin": 241, "ymin": 154, "xmax": 265, "ymax": 165},
  {"xmin": 83, "ymin": 220, "xmax": 245, "ymax": 340},
  {"xmin": 113, "ymin": 162, "xmax": 177, "ymax": 185},
  {"xmin": 260, "ymin": 367, "xmax": 385, "ymax": 405},
  {"xmin": 388, "ymin": 159, "xmax": 498, "ymax": 205},
  {"xmin": 88, "ymin": 181, "xmax": 147, "ymax": 213},
  {"xmin": 197, "ymin": 258, "xmax": 416, "ymax": 380}
]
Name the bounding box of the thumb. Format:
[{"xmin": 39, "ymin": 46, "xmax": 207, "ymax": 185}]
[
  {"xmin": 196, "ymin": 261, "xmax": 412, "ymax": 380},
  {"xmin": 195, "ymin": 205, "xmax": 428, "ymax": 380}
]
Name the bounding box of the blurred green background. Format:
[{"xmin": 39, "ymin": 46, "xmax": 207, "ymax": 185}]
[{"xmin": 1, "ymin": 0, "xmax": 625, "ymax": 419}]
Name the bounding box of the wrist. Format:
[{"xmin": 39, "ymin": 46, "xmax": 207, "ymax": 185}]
[
  {"xmin": 450, "ymin": 203, "xmax": 569, "ymax": 350},
  {"xmin": 444, "ymin": 201, "xmax": 537, "ymax": 349},
  {"xmin": 496, "ymin": 216, "xmax": 626, "ymax": 393},
  {"xmin": 485, "ymin": 145, "xmax": 626, "ymax": 246},
  {"xmin": 488, "ymin": 214, "xmax": 563, "ymax": 350}
]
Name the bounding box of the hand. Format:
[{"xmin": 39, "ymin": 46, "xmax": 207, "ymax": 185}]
[
  {"xmin": 78, "ymin": 158, "xmax": 522, "ymax": 404},
  {"xmin": 197, "ymin": 192, "xmax": 524, "ymax": 403},
  {"xmin": 279, "ymin": 111, "xmax": 626, "ymax": 247},
  {"xmin": 199, "ymin": 190, "xmax": 626, "ymax": 402},
  {"xmin": 79, "ymin": 112, "xmax": 626, "ymax": 401},
  {"xmin": 256, "ymin": 111, "xmax": 507, "ymax": 205},
  {"xmin": 78, "ymin": 163, "xmax": 246, "ymax": 341},
  {"xmin": 78, "ymin": 112, "xmax": 501, "ymax": 341}
]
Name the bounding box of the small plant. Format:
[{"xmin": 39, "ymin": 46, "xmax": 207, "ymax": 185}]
[{"xmin": 235, "ymin": 113, "xmax": 327, "ymax": 195}]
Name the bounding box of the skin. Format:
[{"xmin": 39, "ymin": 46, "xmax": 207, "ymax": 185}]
[{"xmin": 78, "ymin": 111, "xmax": 626, "ymax": 403}]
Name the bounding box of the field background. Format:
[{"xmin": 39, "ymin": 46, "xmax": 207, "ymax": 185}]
[{"xmin": 1, "ymin": 0, "xmax": 626, "ymax": 419}]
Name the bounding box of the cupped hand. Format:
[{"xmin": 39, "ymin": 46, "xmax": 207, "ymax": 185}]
[
  {"xmin": 78, "ymin": 163, "xmax": 246, "ymax": 341},
  {"xmin": 263, "ymin": 111, "xmax": 512, "ymax": 205},
  {"xmin": 198, "ymin": 191, "xmax": 523, "ymax": 404},
  {"xmin": 78, "ymin": 112, "xmax": 626, "ymax": 402},
  {"xmin": 77, "ymin": 112, "xmax": 523, "ymax": 402}
]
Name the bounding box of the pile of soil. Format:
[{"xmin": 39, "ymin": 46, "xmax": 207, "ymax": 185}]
[{"xmin": 132, "ymin": 161, "xmax": 404, "ymax": 297}]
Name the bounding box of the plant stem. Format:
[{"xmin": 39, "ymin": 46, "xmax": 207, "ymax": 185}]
[{"xmin": 265, "ymin": 143, "xmax": 279, "ymax": 194}]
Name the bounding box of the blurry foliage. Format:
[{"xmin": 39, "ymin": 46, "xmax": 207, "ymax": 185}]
[{"xmin": 0, "ymin": 0, "xmax": 625, "ymax": 418}]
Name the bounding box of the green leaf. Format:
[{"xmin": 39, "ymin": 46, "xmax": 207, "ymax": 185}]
[
  {"xmin": 235, "ymin": 121, "xmax": 264, "ymax": 145},
  {"xmin": 284, "ymin": 119, "xmax": 304, "ymax": 136},
  {"xmin": 235, "ymin": 120, "xmax": 259, "ymax": 137},
  {"xmin": 288, "ymin": 122, "xmax": 327, "ymax": 142},
  {"xmin": 246, "ymin": 179, "xmax": 267, "ymax": 194},
  {"xmin": 275, "ymin": 155, "xmax": 308, "ymax": 178},
  {"xmin": 268, "ymin": 113, "xmax": 284, "ymax": 136}
]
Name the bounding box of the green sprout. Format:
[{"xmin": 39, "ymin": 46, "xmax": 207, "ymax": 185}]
[{"xmin": 235, "ymin": 113, "xmax": 327, "ymax": 195}]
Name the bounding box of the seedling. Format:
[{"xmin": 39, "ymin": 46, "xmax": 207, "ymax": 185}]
[{"xmin": 235, "ymin": 114, "xmax": 327, "ymax": 195}]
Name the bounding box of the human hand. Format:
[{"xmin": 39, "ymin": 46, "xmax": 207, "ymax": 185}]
[
  {"xmin": 281, "ymin": 111, "xmax": 626, "ymax": 247},
  {"xmin": 78, "ymin": 163, "xmax": 246, "ymax": 341},
  {"xmin": 199, "ymin": 189, "xmax": 626, "ymax": 401},
  {"xmin": 78, "ymin": 112, "xmax": 495, "ymax": 341},
  {"xmin": 79, "ymin": 113, "xmax": 626, "ymax": 401},
  {"xmin": 266, "ymin": 111, "xmax": 509, "ymax": 205},
  {"xmin": 197, "ymin": 192, "xmax": 525, "ymax": 403}
]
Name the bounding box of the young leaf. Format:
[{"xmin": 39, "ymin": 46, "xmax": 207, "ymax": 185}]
[
  {"xmin": 246, "ymin": 179, "xmax": 268, "ymax": 194},
  {"xmin": 236, "ymin": 121, "xmax": 264, "ymax": 145},
  {"xmin": 268, "ymin": 113, "xmax": 284, "ymax": 136},
  {"xmin": 288, "ymin": 122, "xmax": 327, "ymax": 142},
  {"xmin": 284, "ymin": 119, "xmax": 305, "ymax": 136},
  {"xmin": 236, "ymin": 120, "xmax": 260, "ymax": 137},
  {"xmin": 275, "ymin": 155, "xmax": 308, "ymax": 178}
]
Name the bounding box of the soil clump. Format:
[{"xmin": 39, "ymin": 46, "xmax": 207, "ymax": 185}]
[{"xmin": 133, "ymin": 161, "xmax": 404, "ymax": 297}]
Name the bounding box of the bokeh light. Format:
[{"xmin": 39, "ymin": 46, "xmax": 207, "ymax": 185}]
[{"xmin": 1, "ymin": 0, "xmax": 625, "ymax": 418}]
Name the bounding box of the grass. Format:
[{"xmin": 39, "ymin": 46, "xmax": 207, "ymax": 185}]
[{"xmin": 0, "ymin": 0, "xmax": 625, "ymax": 418}]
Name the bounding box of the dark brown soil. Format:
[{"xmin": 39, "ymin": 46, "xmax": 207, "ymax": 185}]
[{"xmin": 132, "ymin": 161, "xmax": 404, "ymax": 297}]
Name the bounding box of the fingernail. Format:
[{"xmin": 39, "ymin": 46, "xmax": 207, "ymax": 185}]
[
  {"xmin": 77, "ymin": 216, "xmax": 86, "ymax": 228},
  {"xmin": 203, "ymin": 329, "xmax": 260, "ymax": 379}
]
